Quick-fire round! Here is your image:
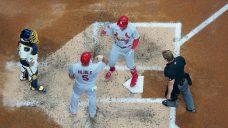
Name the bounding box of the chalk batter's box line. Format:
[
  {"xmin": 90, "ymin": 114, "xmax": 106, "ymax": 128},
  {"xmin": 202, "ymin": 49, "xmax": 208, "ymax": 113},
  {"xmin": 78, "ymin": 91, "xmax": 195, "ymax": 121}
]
[{"xmin": 92, "ymin": 22, "xmax": 182, "ymax": 71}]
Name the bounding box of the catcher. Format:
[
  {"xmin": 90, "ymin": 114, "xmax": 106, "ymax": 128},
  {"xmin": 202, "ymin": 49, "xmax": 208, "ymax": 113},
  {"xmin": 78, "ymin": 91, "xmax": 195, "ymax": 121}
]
[{"xmin": 18, "ymin": 28, "xmax": 46, "ymax": 93}]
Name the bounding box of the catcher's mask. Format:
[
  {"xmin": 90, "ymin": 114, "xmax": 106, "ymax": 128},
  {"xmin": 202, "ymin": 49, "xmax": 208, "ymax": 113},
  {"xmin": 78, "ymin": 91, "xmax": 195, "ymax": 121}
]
[
  {"xmin": 117, "ymin": 16, "xmax": 128, "ymax": 30},
  {"xmin": 81, "ymin": 52, "xmax": 92, "ymax": 66},
  {"xmin": 20, "ymin": 28, "xmax": 39, "ymax": 44}
]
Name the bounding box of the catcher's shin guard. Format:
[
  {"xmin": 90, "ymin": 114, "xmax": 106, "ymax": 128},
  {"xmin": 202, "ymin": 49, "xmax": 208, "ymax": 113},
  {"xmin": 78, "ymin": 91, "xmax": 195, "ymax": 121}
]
[
  {"xmin": 20, "ymin": 71, "xmax": 28, "ymax": 81},
  {"xmin": 105, "ymin": 67, "xmax": 115, "ymax": 81},
  {"xmin": 130, "ymin": 67, "xmax": 138, "ymax": 87}
]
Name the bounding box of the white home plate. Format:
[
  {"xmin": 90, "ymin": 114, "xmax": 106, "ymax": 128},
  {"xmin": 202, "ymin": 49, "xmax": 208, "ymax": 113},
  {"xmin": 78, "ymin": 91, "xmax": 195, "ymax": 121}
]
[{"xmin": 123, "ymin": 76, "xmax": 144, "ymax": 93}]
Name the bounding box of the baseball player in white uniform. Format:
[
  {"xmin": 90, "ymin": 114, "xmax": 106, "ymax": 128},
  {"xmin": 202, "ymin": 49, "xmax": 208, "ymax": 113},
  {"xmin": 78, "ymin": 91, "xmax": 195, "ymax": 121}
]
[
  {"xmin": 68, "ymin": 52, "xmax": 108, "ymax": 119},
  {"xmin": 101, "ymin": 16, "xmax": 140, "ymax": 87},
  {"xmin": 18, "ymin": 28, "xmax": 46, "ymax": 93}
]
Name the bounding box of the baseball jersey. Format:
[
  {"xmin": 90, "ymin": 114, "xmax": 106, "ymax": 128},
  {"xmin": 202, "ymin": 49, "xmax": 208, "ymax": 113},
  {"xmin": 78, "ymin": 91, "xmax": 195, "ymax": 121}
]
[
  {"xmin": 68, "ymin": 61, "xmax": 106, "ymax": 89},
  {"xmin": 18, "ymin": 40, "xmax": 38, "ymax": 67},
  {"xmin": 164, "ymin": 56, "xmax": 186, "ymax": 85},
  {"xmin": 104, "ymin": 23, "xmax": 140, "ymax": 48}
]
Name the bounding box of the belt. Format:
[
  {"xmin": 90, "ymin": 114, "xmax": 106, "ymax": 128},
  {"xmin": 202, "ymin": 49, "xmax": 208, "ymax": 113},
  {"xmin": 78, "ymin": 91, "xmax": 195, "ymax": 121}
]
[
  {"xmin": 115, "ymin": 42, "xmax": 131, "ymax": 49},
  {"xmin": 179, "ymin": 79, "xmax": 186, "ymax": 86}
]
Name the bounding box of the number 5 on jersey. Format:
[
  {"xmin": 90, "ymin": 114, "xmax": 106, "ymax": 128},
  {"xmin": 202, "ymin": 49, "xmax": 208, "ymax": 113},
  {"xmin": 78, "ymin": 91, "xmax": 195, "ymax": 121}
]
[{"xmin": 82, "ymin": 74, "xmax": 89, "ymax": 81}]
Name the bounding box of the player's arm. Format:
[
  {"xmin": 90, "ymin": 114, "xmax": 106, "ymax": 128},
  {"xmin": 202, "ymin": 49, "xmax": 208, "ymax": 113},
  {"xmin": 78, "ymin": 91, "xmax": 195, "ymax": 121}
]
[
  {"xmin": 95, "ymin": 55, "xmax": 109, "ymax": 65},
  {"xmin": 131, "ymin": 27, "xmax": 140, "ymax": 49},
  {"xmin": 27, "ymin": 43, "xmax": 38, "ymax": 67},
  {"xmin": 68, "ymin": 74, "xmax": 75, "ymax": 80},
  {"xmin": 68, "ymin": 65, "xmax": 75, "ymax": 80},
  {"xmin": 131, "ymin": 37, "xmax": 140, "ymax": 49},
  {"xmin": 101, "ymin": 24, "xmax": 113, "ymax": 36},
  {"xmin": 164, "ymin": 69, "xmax": 175, "ymax": 100}
]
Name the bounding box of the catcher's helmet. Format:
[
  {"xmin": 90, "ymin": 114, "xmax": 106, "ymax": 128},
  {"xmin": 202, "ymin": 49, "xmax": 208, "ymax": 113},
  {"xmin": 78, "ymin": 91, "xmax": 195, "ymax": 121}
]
[
  {"xmin": 20, "ymin": 28, "xmax": 33, "ymax": 41},
  {"xmin": 81, "ymin": 52, "xmax": 92, "ymax": 66},
  {"xmin": 20, "ymin": 28, "xmax": 39, "ymax": 44},
  {"xmin": 117, "ymin": 16, "xmax": 128, "ymax": 29}
]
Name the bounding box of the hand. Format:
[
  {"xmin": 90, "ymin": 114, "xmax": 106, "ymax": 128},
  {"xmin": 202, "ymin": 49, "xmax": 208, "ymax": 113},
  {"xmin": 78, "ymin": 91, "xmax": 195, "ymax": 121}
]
[
  {"xmin": 69, "ymin": 74, "xmax": 75, "ymax": 80},
  {"xmin": 27, "ymin": 60, "xmax": 34, "ymax": 67},
  {"xmin": 95, "ymin": 55, "xmax": 104, "ymax": 61}
]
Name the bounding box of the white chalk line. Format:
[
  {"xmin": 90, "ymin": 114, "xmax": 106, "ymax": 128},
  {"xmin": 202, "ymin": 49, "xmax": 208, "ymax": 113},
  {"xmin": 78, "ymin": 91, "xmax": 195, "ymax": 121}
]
[
  {"xmin": 95, "ymin": 22, "xmax": 181, "ymax": 28},
  {"xmin": 174, "ymin": 23, "xmax": 182, "ymax": 56},
  {"xmin": 5, "ymin": 22, "xmax": 180, "ymax": 127},
  {"xmin": 104, "ymin": 65, "xmax": 163, "ymax": 71},
  {"xmin": 179, "ymin": 4, "xmax": 228, "ymax": 46},
  {"xmin": 169, "ymin": 107, "xmax": 179, "ymax": 128}
]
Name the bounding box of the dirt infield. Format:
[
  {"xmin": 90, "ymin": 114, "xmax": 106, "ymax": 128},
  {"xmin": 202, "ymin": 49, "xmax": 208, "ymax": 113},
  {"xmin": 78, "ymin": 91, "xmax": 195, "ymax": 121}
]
[
  {"xmin": 2, "ymin": 24, "xmax": 174, "ymax": 127},
  {"xmin": 0, "ymin": 0, "xmax": 227, "ymax": 128}
]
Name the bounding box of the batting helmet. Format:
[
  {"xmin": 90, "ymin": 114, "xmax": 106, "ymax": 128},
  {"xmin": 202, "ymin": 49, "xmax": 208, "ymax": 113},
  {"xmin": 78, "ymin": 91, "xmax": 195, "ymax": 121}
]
[
  {"xmin": 117, "ymin": 16, "xmax": 128, "ymax": 29},
  {"xmin": 81, "ymin": 52, "xmax": 92, "ymax": 66}
]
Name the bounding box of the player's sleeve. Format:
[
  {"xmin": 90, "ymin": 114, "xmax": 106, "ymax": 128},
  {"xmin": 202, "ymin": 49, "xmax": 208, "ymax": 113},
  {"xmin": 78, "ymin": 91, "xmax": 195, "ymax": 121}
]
[
  {"xmin": 132, "ymin": 26, "xmax": 140, "ymax": 39},
  {"xmin": 164, "ymin": 68, "xmax": 175, "ymax": 81},
  {"xmin": 102, "ymin": 23, "xmax": 114, "ymax": 36},
  {"xmin": 68, "ymin": 64, "xmax": 75, "ymax": 77},
  {"xmin": 95, "ymin": 61, "xmax": 106, "ymax": 73},
  {"xmin": 131, "ymin": 26, "xmax": 140, "ymax": 49},
  {"xmin": 31, "ymin": 43, "xmax": 38, "ymax": 55}
]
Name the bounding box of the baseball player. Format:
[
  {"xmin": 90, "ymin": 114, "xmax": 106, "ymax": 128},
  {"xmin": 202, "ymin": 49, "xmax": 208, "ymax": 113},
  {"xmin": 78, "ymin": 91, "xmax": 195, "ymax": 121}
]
[
  {"xmin": 101, "ymin": 16, "xmax": 140, "ymax": 87},
  {"xmin": 18, "ymin": 28, "xmax": 46, "ymax": 93},
  {"xmin": 68, "ymin": 52, "xmax": 108, "ymax": 119}
]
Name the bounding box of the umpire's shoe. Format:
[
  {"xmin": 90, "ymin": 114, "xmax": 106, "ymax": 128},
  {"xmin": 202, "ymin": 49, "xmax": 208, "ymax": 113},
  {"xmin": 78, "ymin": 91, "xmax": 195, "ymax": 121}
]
[{"xmin": 162, "ymin": 99, "xmax": 178, "ymax": 107}]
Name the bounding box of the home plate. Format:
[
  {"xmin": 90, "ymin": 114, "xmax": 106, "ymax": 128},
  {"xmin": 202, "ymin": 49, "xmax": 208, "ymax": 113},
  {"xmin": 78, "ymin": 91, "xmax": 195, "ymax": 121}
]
[{"xmin": 123, "ymin": 76, "xmax": 144, "ymax": 93}]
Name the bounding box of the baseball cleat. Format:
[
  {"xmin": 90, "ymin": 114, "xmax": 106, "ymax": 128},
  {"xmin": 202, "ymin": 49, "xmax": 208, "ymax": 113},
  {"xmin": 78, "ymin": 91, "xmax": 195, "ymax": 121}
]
[
  {"xmin": 105, "ymin": 67, "xmax": 116, "ymax": 81},
  {"xmin": 30, "ymin": 85, "xmax": 47, "ymax": 93},
  {"xmin": 130, "ymin": 75, "xmax": 138, "ymax": 87},
  {"xmin": 186, "ymin": 108, "xmax": 196, "ymax": 113},
  {"xmin": 105, "ymin": 71, "xmax": 113, "ymax": 81}
]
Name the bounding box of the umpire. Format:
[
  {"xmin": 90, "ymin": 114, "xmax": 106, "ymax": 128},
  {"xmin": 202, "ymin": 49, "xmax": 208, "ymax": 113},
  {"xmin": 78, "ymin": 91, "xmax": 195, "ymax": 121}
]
[{"xmin": 161, "ymin": 50, "xmax": 195, "ymax": 112}]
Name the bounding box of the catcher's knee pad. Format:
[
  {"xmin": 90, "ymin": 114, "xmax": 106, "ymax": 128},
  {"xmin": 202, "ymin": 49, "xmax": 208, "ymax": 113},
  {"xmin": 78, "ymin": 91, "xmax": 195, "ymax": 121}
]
[{"xmin": 31, "ymin": 74, "xmax": 38, "ymax": 80}]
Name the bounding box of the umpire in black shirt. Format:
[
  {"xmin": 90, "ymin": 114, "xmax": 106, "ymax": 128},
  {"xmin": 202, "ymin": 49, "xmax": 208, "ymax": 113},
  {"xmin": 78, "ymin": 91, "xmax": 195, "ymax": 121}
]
[{"xmin": 162, "ymin": 50, "xmax": 195, "ymax": 112}]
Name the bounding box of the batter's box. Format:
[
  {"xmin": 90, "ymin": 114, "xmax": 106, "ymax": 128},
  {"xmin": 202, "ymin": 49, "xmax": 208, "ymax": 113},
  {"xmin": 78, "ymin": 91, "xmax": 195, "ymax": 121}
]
[
  {"xmin": 73, "ymin": 98, "xmax": 171, "ymax": 128},
  {"xmin": 93, "ymin": 22, "xmax": 181, "ymax": 71}
]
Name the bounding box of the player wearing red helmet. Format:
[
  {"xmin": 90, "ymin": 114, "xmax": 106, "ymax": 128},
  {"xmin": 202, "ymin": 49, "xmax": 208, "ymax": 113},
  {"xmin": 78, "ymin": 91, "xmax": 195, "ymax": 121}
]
[
  {"xmin": 81, "ymin": 52, "xmax": 92, "ymax": 66},
  {"xmin": 68, "ymin": 52, "xmax": 108, "ymax": 119},
  {"xmin": 101, "ymin": 16, "xmax": 140, "ymax": 87},
  {"xmin": 117, "ymin": 16, "xmax": 128, "ymax": 30}
]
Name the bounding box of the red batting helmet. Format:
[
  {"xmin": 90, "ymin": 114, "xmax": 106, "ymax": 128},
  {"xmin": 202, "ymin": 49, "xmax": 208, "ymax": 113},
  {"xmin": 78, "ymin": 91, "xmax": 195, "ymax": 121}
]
[
  {"xmin": 81, "ymin": 52, "xmax": 92, "ymax": 66},
  {"xmin": 117, "ymin": 16, "xmax": 128, "ymax": 29}
]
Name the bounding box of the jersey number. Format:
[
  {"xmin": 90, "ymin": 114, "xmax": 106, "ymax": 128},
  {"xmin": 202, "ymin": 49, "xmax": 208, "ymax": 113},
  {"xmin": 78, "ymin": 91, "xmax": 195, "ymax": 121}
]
[{"xmin": 82, "ymin": 75, "xmax": 89, "ymax": 81}]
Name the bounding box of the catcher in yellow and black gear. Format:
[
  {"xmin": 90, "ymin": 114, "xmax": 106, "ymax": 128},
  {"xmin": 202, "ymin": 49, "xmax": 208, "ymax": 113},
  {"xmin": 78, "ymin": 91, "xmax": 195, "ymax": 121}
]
[{"xmin": 18, "ymin": 28, "xmax": 46, "ymax": 93}]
